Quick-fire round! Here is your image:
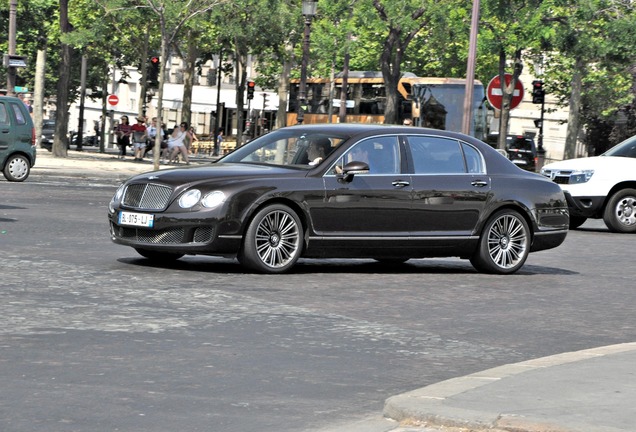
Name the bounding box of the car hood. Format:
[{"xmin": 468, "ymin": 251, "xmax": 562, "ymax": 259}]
[
  {"xmin": 129, "ymin": 163, "xmax": 309, "ymax": 187},
  {"xmin": 543, "ymin": 155, "xmax": 636, "ymax": 173}
]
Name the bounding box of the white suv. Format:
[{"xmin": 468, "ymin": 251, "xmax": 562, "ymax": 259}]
[{"xmin": 541, "ymin": 136, "xmax": 636, "ymax": 232}]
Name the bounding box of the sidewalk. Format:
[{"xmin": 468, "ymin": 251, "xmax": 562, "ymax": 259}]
[
  {"xmin": 382, "ymin": 342, "xmax": 636, "ymax": 432},
  {"xmin": 32, "ymin": 147, "xmax": 214, "ymax": 181}
]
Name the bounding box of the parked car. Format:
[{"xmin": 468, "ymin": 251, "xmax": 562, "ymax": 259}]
[
  {"xmin": 486, "ymin": 134, "xmax": 538, "ymax": 171},
  {"xmin": 40, "ymin": 119, "xmax": 56, "ymax": 151},
  {"xmin": 541, "ymin": 135, "xmax": 636, "ymax": 232},
  {"xmin": 0, "ymin": 96, "xmax": 36, "ymax": 182},
  {"xmin": 108, "ymin": 124, "xmax": 569, "ymax": 274}
]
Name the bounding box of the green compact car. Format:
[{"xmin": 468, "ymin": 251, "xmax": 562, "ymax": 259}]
[{"xmin": 0, "ymin": 96, "xmax": 36, "ymax": 181}]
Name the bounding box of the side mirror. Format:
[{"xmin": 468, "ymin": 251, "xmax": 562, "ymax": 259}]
[{"xmin": 337, "ymin": 161, "xmax": 369, "ymax": 183}]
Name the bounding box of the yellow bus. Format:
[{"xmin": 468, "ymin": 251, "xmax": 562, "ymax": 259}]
[{"xmin": 288, "ymin": 71, "xmax": 487, "ymax": 140}]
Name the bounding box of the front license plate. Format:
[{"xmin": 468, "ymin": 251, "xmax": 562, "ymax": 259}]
[{"xmin": 119, "ymin": 211, "xmax": 154, "ymax": 228}]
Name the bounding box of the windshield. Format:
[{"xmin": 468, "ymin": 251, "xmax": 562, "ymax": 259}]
[
  {"xmin": 603, "ymin": 135, "xmax": 636, "ymax": 158},
  {"xmin": 219, "ymin": 129, "xmax": 349, "ymax": 167}
]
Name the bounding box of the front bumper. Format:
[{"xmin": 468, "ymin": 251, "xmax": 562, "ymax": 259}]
[
  {"xmin": 563, "ymin": 191, "xmax": 605, "ymax": 218},
  {"xmin": 108, "ymin": 211, "xmax": 242, "ymax": 256}
]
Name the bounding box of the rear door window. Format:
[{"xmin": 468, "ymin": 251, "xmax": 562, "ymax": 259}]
[
  {"xmin": 0, "ymin": 103, "xmax": 8, "ymax": 126},
  {"xmin": 10, "ymin": 102, "xmax": 27, "ymax": 125}
]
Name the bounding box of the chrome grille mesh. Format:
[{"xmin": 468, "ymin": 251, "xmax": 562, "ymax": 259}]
[
  {"xmin": 194, "ymin": 226, "xmax": 214, "ymax": 243},
  {"xmin": 123, "ymin": 183, "xmax": 172, "ymax": 210},
  {"xmin": 115, "ymin": 225, "xmax": 185, "ymax": 244}
]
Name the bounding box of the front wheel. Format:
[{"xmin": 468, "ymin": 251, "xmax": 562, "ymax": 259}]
[
  {"xmin": 603, "ymin": 189, "xmax": 636, "ymax": 233},
  {"xmin": 238, "ymin": 204, "xmax": 303, "ymax": 273},
  {"xmin": 470, "ymin": 209, "xmax": 530, "ymax": 274},
  {"xmin": 3, "ymin": 154, "xmax": 30, "ymax": 182}
]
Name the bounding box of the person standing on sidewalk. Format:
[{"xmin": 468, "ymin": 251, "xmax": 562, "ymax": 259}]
[
  {"xmin": 115, "ymin": 115, "xmax": 132, "ymax": 159},
  {"xmin": 131, "ymin": 117, "xmax": 148, "ymax": 161}
]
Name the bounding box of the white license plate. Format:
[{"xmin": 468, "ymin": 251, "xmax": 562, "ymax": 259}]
[{"xmin": 119, "ymin": 211, "xmax": 154, "ymax": 228}]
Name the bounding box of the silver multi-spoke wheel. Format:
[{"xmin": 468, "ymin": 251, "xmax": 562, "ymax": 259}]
[
  {"xmin": 471, "ymin": 210, "xmax": 530, "ymax": 274},
  {"xmin": 604, "ymin": 189, "xmax": 636, "ymax": 233},
  {"xmin": 487, "ymin": 214, "xmax": 528, "ymax": 269},
  {"xmin": 240, "ymin": 204, "xmax": 303, "ymax": 273}
]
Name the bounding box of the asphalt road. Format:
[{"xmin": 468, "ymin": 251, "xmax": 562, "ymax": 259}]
[{"xmin": 1, "ymin": 173, "xmax": 635, "ymax": 432}]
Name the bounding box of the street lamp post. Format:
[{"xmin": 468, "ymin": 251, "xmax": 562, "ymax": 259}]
[{"xmin": 297, "ymin": 0, "xmax": 318, "ymax": 124}]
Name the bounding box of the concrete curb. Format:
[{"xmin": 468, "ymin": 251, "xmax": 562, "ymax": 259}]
[{"xmin": 383, "ymin": 342, "xmax": 636, "ymax": 432}]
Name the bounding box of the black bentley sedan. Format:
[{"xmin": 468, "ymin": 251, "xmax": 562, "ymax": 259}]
[{"xmin": 109, "ymin": 124, "xmax": 569, "ymax": 274}]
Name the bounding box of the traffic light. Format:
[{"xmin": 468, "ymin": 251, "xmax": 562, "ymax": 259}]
[
  {"xmin": 247, "ymin": 81, "xmax": 255, "ymax": 100},
  {"xmin": 148, "ymin": 56, "xmax": 160, "ymax": 88},
  {"xmin": 531, "ymin": 80, "xmax": 545, "ymax": 104}
]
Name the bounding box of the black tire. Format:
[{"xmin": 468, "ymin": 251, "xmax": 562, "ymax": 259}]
[
  {"xmin": 603, "ymin": 189, "xmax": 636, "ymax": 233},
  {"xmin": 569, "ymin": 215, "xmax": 587, "ymax": 230},
  {"xmin": 470, "ymin": 209, "xmax": 530, "ymax": 274},
  {"xmin": 3, "ymin": 154, "xmax": 30, "ymax": 182},
  {"xmin": 135, "ymin": 248, "xmax": 184, "ymax": 262},
  {"xmin": 238, "ymin": 204, "xmax": 303, "ymax": 273}
]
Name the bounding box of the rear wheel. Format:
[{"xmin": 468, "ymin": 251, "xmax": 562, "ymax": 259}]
[
  {"xmin": 135, "ymin": 248, "xmax": 184, "ymax": 262},
  {"xmin": 3, "ymin": 154, "xmax": 30, "ymax": 182},
  {"xmin": 238, "ymin": 204, "xmax": 303, "ymax": 273},
  {"xmin": 603, "ymin": 189, "xmax": 636, "ymax": 233},
  {"xmin": 470, "ymin": 209, "xmax": 530, "ymax": 274}
]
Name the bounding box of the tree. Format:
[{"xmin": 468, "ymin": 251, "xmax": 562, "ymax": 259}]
[
  {"xmin": 52, "ymin": 0, "xmax": 73, "ymax": 157},
  {"xmin": 366, "ymin": 0, "xmax": 435, "ymax": 124},
  {"xmin": 534, "ymin": 0, "xmax": 636, "ymax": 158},
  {"xmin": 479, "ymin": 0, "xmax": 544, "ymax": 149}
]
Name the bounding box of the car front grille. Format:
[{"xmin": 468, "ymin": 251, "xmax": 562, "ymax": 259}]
[
  {"xmin": 111, "ymin": 223, "xmax": 215, "ymax": 245},
  {"xmin": 542, "ymin": 169, "xmax": 572, "ymax": 185},
  {"xmin": 123, "ymin": 183, "xmax": 173, "ymax": 210}
]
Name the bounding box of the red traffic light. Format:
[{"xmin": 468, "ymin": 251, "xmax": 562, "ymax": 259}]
[
  {"xmin": 150, "ymin": 56, "xmax": 160, "ymax": 64},
  {"xmin": 247, "ymin": 81, "xmax": 256, "ymax": 88}
]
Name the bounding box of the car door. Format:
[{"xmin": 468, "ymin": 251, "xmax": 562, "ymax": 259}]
[
  {"xmin": 311, "ymin": 135, "xmax": 412, "ymax": 237},
  {"xmin": 405, "ymin": 135, "xmax": 491, "ymax": 237}
]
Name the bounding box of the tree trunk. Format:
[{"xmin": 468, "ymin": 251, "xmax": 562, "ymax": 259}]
[
  {"xmin": 33, "ymin": 48, "xmax": 46, "ymax": 148},
  {"xmin": 181, "ymin": 30, "xmax": 198, "ymax": 128},
  {"xmin": 53, "ymin": 0, "xmax": 72, "ymax": 158},
  {"xmin": 497, "ymin": 49, "xmax": 523, "ymax": 150},
  {"xmin": 277, "ymin": 47, "xmax": 292, "ymax": 129},
  {"xmin": 564, "ymin": 57, "xmax": 584, "ymax": 160},
  {"xmin": 380, "ymin": 29, "xmax": 402, "ymax": 125}
]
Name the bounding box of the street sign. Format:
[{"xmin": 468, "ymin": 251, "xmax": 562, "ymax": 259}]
[
  {"xmin": 486, "ymin": 73, "xmax": 524, "ymax": 110},
  {"xmin": 107, "ymin": 94, "xmax": 119, "ymax": 106},
  {"xmin": 3, "ymin": 54, "xmax": 27, "ymax": 68}
]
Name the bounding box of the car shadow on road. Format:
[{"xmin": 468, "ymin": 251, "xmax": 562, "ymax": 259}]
[{"xmin": 119, "ymin": 256, "xmax": 577, "ymax": 276}]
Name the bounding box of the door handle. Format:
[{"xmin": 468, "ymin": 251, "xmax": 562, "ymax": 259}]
[
  {"xmin": 392, "ymin": 180, "xmax": 410, "ymax": 188},
  {"xmin": 471, "ymin": 180, "xmax": 488, "ymax": 187}
]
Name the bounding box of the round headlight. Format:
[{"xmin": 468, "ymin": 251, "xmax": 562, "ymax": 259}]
[
  {"xmin": 179, "ymin": 189, "xmax": 202, "ymax": 208},
  {"xmin": 201, "ymin": 191, "xmax": 226, "ymax": 208}
]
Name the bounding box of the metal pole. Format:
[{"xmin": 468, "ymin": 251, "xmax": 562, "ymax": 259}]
[
  {"xmin": 461, "ymin": 0, "xmax": 480, "ymax": 135},
  {"xmin": 536, "ymin": 98, "xmax": 546, "ymax": 171},
  {"xmin": 214, "ymin": 50, "xmax": 223, "ymax": 154},
  {"xmin": 77, "ymin": 54, "xmax": 87, "ymax": 151},
  {"xmin": 7, "ymin": 0, "xmax": 18, "ymax": 96},
  {"xmin": 297, "ymin": 16, "xmax": 312, "ymax": 124}
]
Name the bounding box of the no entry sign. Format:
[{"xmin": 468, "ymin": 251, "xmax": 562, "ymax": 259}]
[
  {"xmin": 107, "ymin": 94, "xmax": 119, "ymax": 106},
  {"xmin": 486, "ymin": 74, "xmax": 524, "ymax": 110}
]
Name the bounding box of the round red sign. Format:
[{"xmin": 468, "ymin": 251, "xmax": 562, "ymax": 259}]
[
  {"xmin": 486, "ymin": 74, "xmax": 524, "ymax": 110},
  {"xmin": 107, "ymin": 94, "xmax": 119, "ymax": 106}
]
